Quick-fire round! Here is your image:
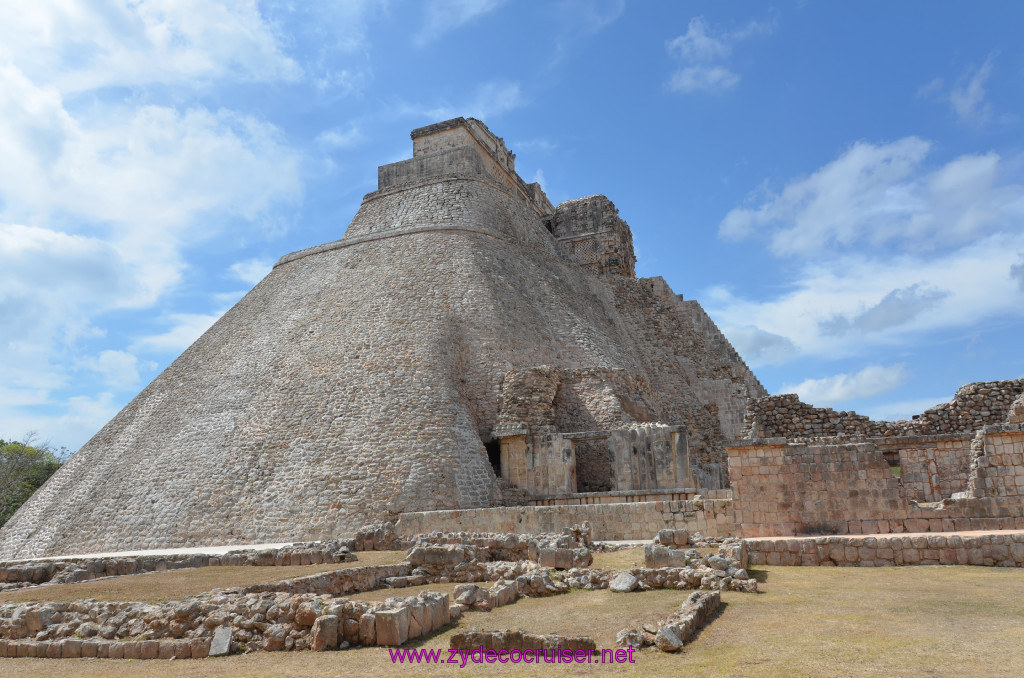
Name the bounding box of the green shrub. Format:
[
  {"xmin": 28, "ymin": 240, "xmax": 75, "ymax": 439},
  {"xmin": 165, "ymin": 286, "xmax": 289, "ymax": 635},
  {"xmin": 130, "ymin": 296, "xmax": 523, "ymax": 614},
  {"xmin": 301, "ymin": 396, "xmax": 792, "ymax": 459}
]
[{"xmin": 0, "ymin": 434, "xmax": 68, "ymax": 527}]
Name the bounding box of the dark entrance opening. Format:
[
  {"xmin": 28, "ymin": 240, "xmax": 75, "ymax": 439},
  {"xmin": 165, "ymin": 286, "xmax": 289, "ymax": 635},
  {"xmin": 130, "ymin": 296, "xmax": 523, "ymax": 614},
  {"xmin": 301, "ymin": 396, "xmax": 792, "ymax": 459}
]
[
  {"xmin": 575, "ymin": 439, "xmax": 614, "ymax": 492},
  {"xmin": 485, "ymin": 440, "xmax": 502, "ymax": 476}
]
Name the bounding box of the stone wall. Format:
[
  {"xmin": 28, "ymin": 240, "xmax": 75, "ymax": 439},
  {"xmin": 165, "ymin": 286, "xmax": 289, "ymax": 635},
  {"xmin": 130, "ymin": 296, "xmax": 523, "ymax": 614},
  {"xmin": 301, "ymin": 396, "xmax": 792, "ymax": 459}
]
[
  {"xmin": 393, "ymin": 500, "xmax": 735, "ymax": 541},
  {"xmin": 968, "ymin": 425, "xmax": 1024, "ymax": 498},
  {"xmin": 525, "ymin": 488, "xmax": 731, "ymax": 506},
  {"xmin": 745, "ymin": 532, "xmax": 1024, "ymax": 567},
  {"xmin": 741, "ymin": 379, "xmax": 1024, "ymax": 440},
  {"xmin": 875, "ymin": 435, "xmax": 973, "ymax": 503},
  {"xmin": 727, "ymin": 426, "xmax": 1024, "ymax": 537}
]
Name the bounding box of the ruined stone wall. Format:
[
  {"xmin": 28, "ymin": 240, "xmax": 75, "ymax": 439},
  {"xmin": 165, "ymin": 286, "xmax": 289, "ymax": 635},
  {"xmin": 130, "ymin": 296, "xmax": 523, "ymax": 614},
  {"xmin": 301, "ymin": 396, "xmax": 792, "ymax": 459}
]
[
  {"xmin": 741, "ymin": 379, "xmax": 1024, "ymax": 440},
  {"xmin": 727, "ymin": 440, "xmax": 904, "ymax": 537},
  {"xmin": 393, "ymin": 500, "xmax": 735, "ymax": 541},
  {"xmin": 727, "ymin": 427, "xmax": 1024, "ymax": 537},
  {"xmin": 547, "ymin": 195, "xmax": 636, "ymax": 277},
  {"xmin": 878, "ymin": 436, "xmax": 973, "ymax": 503},
  {"xmin": 968, "ymin": 425, "xmax": 1024, "ymax": 499}
]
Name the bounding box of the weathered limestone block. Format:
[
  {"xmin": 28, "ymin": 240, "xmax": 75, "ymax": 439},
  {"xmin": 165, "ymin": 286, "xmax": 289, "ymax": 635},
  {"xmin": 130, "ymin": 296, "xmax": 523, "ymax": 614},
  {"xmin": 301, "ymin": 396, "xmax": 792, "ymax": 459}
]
[
  {"xmin": 358, "ymin": 613, "xmax": 376, "ymax": 646},
  {"xmin": 375, "ymin": 607, "xmax": 411, "ymax": 646},
  {"xmin": 342, "ymin": 618, "xmax": 360, "ymax": 644},
  {"xmin": 311, "ymin": 615, "xmax": 339, "ymax": 651},
  {"xmin": 210, "ymin": 626, "xmax": 233, "ymax": 656},
  {"xmin": 656, "ymin": 529, "xmax": 690, "ymax": 547},
  {"xmin": 490, "ymin": 581, "xmax": 518, "ymax": 607},
  {"xmin": 610, "ymin": 572, "xmax": 639, "ymax": 592},
  {"xmin": 654, "ymin": 625, "xmax": 683, "ymax": 652},
  {"xmin": 405, "ymin": 545, "xmax": 471, "ymax": 567},
  {"xmin": 644, "ymin": 544, "xmax": 689, "ymax": 568}
]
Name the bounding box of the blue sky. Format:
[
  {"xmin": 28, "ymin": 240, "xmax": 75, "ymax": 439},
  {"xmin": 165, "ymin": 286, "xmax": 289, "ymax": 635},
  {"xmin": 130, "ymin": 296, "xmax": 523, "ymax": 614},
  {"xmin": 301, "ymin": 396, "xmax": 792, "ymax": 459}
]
[{"xmin": 1, "ymin": 1, "xmax": 1023, "ymax": 451}]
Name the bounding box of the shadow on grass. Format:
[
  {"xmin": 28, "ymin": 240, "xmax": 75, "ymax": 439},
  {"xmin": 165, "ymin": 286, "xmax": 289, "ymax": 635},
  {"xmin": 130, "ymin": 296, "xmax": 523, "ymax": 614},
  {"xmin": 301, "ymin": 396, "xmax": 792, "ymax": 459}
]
[{"xmin": 748, "ymin": 568, "xmax": 769, "ymax": 583}]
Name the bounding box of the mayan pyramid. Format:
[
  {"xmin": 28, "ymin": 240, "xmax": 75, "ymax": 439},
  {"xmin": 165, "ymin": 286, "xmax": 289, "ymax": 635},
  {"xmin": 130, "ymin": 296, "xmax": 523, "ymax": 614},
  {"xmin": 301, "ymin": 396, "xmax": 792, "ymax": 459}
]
[{"xmin": 0, "ymin": 118, "xmax": 765, "ymax": 559}]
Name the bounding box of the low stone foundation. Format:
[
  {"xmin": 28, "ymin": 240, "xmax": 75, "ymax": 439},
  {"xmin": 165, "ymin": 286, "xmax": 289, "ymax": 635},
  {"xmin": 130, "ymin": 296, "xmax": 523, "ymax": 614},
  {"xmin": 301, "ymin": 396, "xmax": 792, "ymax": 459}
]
[
  {"xmin": 0, "ymin": 542, "xmax": 355, "ymax": 591},
  {"xmin": 394, "ymin": 500, "xmax": 734, "ymax": 541},
  {"xmin": 616, "ymin": 590, "xmax": 722, "ymax": 652},
  {"xmin": 525, "ymin": 489, "xmax": 732, "ymax": 507},
  {"xmin": 745, "ymin": 530, "xmax": 1024, "ymax": 567}
]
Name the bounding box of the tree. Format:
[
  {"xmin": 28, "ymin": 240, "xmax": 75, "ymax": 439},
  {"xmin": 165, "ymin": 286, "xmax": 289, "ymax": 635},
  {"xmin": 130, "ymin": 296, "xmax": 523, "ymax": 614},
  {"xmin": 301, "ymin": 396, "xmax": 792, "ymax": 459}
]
[{"xmin": 0, "ymin": 434, "xmax": 68, "ymax": 528}]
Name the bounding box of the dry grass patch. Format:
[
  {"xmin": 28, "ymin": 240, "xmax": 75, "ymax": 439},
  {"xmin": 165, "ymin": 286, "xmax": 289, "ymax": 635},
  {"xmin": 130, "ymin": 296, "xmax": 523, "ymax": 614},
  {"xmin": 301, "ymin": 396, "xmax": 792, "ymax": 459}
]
[
  {"xmin": 6, "ymin": 564, "xmax": 1024, "ymax": 677},
  {"xmin": 0, "ymin": 551, "xmax": 407, "ymax": 604},
  {"xmin": 590, "ymin": 547, "xmax": 645, "ymax": 571}
]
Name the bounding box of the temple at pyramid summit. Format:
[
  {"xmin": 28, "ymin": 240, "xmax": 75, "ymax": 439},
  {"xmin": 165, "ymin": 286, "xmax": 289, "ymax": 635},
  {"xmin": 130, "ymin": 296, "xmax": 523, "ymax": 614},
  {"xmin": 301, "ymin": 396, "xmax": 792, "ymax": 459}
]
[{"xmin": 0, "ymin": 117, "xmax": 772, "ymax": 558}]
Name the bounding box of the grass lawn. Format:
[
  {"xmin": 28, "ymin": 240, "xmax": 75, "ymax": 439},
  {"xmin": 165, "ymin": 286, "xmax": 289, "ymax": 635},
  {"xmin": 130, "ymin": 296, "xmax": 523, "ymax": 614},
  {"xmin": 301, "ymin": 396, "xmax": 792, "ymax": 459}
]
[
  {"xmin": 3, "ymin": 559, "xmax": 1024, "ymax": 677},
  {"xmin": 0, "ymin": 551, "xmax": 407, "ymax": 604}
]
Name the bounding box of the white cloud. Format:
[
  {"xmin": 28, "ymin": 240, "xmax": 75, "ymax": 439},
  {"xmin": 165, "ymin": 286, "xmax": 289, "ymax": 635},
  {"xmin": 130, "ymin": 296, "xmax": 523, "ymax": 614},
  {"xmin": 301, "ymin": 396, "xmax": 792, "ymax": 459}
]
[
  {"xmin": 860, "ymin": 396, "xmax": 952, "ymax": 423},
  {"xmin": 466, "ymin": 82, "xmax": 526, "ymax": 119},
  {"xmin": 397, "ymin": 81, "xmax": 526, "ymax": 122},
  {"xmin": 720, "ymin": 325, "xmax": 798, "ymax": 367},
  {"xmin": 665, "ymin": 16, "xmax": 773, "ymax": 94},
  {"xmin": 82, "ymin": 350, "xmax": 144, "ymax": 388},
  {"xmin": 133, "ymin": 312, "xmax": 225, "ymax": 353},
  {"xmin": 916, "ymin": 77, "xmax": 944, "ymax": 99},
  {"xmin": 554, "ymin": 0, "xmax": 625, "ymax": 34},
  {"xmin": 1, "ymin": 392, "xmax": 121, "ymax": 453},
  {"xmin": 1012, "ymin": 255, "xmax": 1024, "ymax": 291},
  {"xmin": 918, "ymin": 56, "xmax": 1000, "ymax": 126},
  {"xmin": 0, "ymin": 0, "xmax": 301, "ymax": 93},
  {"xmin": 531, "ymin": 169, "xmax": 546, "ymax": 188},
  {"xmin": 0, "ymin": 4, "xmax": 306, "ymax": 450},
  {"xmin": 950, "ymin": 57, "xmax": 994, "ymax": 125},
  {"xmin": 781, "ymin": 364, "xmax": 909, "ymax": 406},
  {"xmin": 720, "ymin": 138, "xmax": 1023, "ymax": 256},
  {"xmin": 229, "ymin": 258, "xmax": 274, "ymax": 285},
  {"xmin": 0, "ymin": 66, "xmax": 302, "ymax": 302},
  {"xmin": 415, "ymin": 0, "xmax": 508, "ymax": 47},
  {"xmin": 667, "ymin": 17, "xmax": 732, "ymax": 62},
  {"xmin": 668, "ymin": 66, "xmax": 739, "ymax": 94},
  {"xmin": 819, "ymin": 284, "xmax": 950, "ymax": 336},
  {"xmin": 316, "ymin": 124, "xmax": 363, "ymax": 150},
  {"xmin": 704, "ymin": 232, "xmax": 1024, "ymax": 362}
]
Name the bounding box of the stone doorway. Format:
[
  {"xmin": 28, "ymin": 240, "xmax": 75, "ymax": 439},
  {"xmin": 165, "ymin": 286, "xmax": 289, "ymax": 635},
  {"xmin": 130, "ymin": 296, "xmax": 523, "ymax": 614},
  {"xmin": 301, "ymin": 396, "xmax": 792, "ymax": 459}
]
[{"xmin": 485, "ymin": 440, "xmax": 502, "ymax": 477}]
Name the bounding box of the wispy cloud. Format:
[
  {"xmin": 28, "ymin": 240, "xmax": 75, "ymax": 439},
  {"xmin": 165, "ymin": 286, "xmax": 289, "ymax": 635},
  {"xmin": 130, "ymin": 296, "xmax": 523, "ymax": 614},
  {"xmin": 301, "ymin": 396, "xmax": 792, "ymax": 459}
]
[
  {"xmin": 950, "ymin": 57, "xmax": 995, "ymax": 124},
  {"xmin": 1012, "ymin": 255, "xmax": 1024, "ymax": 291},
  {"xmin": 414, "ymin": 0, "xmax": 508, "ymax": 47},
  {"xmin": 665, "ymin": 16, "xmax": 773, "ymax": 94},
  {"xmin": 316, "ymin": 123, "xmax": 363, "ymax": 150},
  {"xmin": 554, "ymin": 0, "xmax": 625, "ymax": 35},
  {"xmin": 720, "ymin": 138, "xmax": 1022, "ymax": 256},
  {"xmin": 706, "ymin": 135, "xmax": 1024, "ymax": 365},
  {"xmin": 918, "ymin": 55, "xmax": 999, "ymax": 126},
  {"xmin": 0, "ymin": 0, "xmax": 302, "ymax": 92},
  {"xmin": 228, "ymin": 258, "xmax": 274, "ymax": 285},
  {"xmin": 81, "ymin": 350, "xmax": 148, "ymax": 389},
  {"xmin": 133, "ymin": 312, "xmax": 225, "ymax": 354},
  {"xmin": 0, "ymin": 1, "xmax": 306, "ymax": 449},
  {"xmin": 719, "ymin": 325, "xmax": 798, "ymax": 367},
  {"xmin": 860, "ymin": 396, "xmax": 952, "ymax": 423},
  {"xmin": 819, "ymin": 284, "xmax": 950, "ymax": 336},
  {"xmin": 397, "ymin": 80, "xmax": 526, "ymax": 122},
  {"xmin": 781, "ymin": 364, "xmax": 909, "ymax": 406}
]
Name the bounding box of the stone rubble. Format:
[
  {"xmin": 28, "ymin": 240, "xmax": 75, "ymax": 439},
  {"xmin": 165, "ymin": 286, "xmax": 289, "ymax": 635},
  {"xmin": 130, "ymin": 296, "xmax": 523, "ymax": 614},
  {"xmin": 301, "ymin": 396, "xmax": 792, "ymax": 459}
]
[{"xmin": 617, "ymin": 590, "xmax": 721, "ymax": 652}]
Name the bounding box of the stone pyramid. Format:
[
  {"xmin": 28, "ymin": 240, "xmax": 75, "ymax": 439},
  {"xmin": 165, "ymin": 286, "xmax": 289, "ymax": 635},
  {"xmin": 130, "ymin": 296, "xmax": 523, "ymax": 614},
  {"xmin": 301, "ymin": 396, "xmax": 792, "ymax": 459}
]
[{"xmin": 0, "ymin": 118, "xmax": 765, "ymax": 558}]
